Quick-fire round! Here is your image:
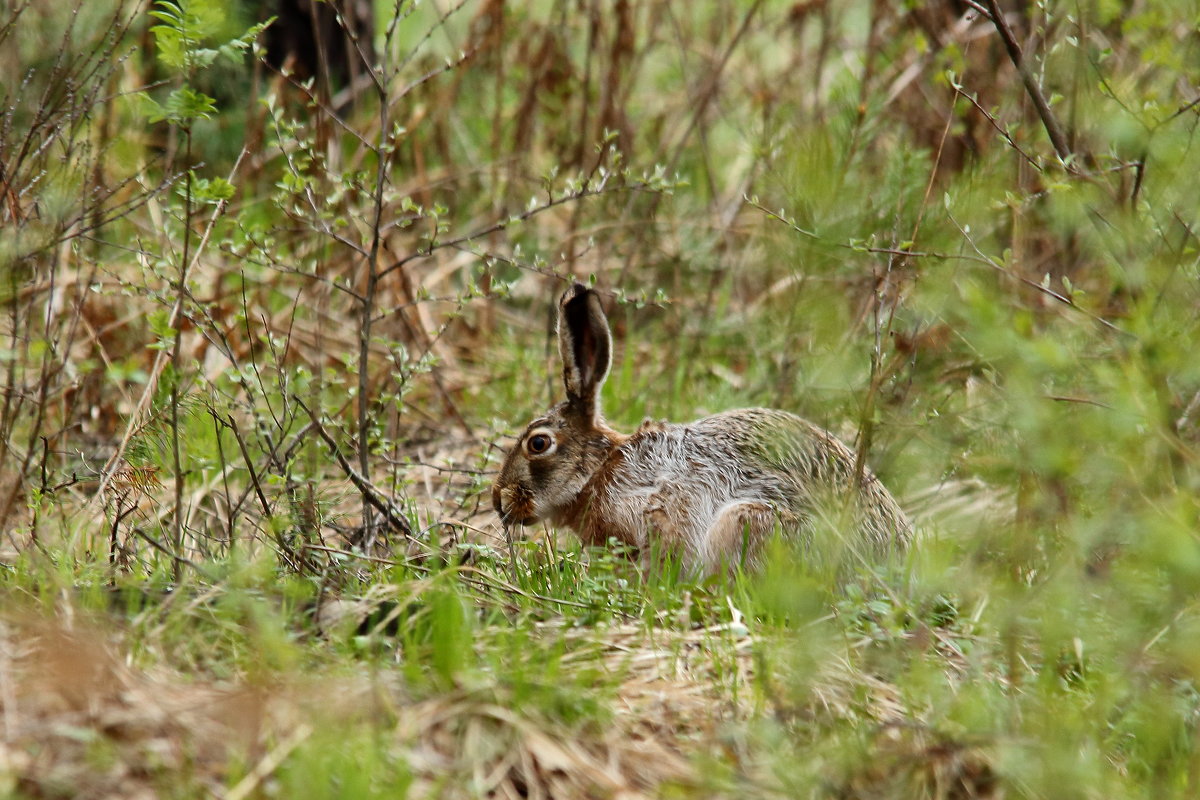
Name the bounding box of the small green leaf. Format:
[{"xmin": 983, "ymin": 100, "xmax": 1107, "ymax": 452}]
[
  {"xmin": 149, "ymin": 87, "xmax": 217, "ymax": 123},
  {"xmin": 187, "ymin": 174, "xmax": 236, "ymax": 204}
]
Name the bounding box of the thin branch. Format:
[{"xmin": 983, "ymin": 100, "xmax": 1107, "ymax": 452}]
[
  {"xmin": 1160, "ymin": 93, "xmax": 1200, "ymax": 127},
  {"xmin": 1047, "ymin": 395, "xmax": 1112, "ymax": 409},
  {"xmin": 946, "ymin": 211, "xmax": 1129, "ymax": 337},
  {"xmin": 294, "ymin": 396, "xmax": 415, "ymax": 540},
  {"xmin": 377, "ymin": 179, "xmax": 656, "ymax": 280},
  {"xmin": 951, "ymin": 82, "xmax": 1043, "ymax": 172},
  {"xmin": 130, "ymin": 525, "xmax": 213, "ymax": 580},
  {"xmin": 91, "ymin": 149, "xmax": 249, "ymax": 511},
  {"xmin": 984, "ymin": 0, "xmax": 1075, "ymax": 166},
  {"xmin": 744, "ymin": 197, "xmax": 1131, "ymax": 337}
]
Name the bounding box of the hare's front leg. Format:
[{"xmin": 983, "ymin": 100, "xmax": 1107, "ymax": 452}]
[{"xmin": 641, "ymin": 488, "xmax": 695, "ymax": 563}]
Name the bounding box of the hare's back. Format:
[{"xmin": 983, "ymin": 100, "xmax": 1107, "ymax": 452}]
[
  {"xmin": 617, "ymin": 408, "xmax": 845, "ymax": 504},
  {"xmin": 699, "ymin": 408, "xmax": 910, "ymax": 548},
  {"xmin": 608, "ymin": 407, "xmax": 907, "ymax": 559},
  {"xmin": 691, "ymin": 408, "xmax": 858, "ymax": 482}
]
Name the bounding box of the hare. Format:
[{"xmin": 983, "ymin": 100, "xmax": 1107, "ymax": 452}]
[{"xmin": 492, "ymin": 283, "xmax": 911, "ymax": 573}]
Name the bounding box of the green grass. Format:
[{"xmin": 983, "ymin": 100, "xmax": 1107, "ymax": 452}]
[{"xmin": 4, "ymin": 0, "xmax": 1200, "ymax": 797}]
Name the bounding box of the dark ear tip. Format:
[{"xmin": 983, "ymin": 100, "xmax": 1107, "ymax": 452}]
[{"xmin": 560, "ymin": 281, "xmax": 593, "ymax": 307}]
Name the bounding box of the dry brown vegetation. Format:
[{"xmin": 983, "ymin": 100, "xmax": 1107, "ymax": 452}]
[{"xmin": 3, "ymin": 0, "xmax": 1200, "ymax": 797}]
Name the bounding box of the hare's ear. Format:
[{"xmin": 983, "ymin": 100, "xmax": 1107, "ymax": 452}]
[{"xmin": 558, "ymin": 283, "xmax": 612, "ymax": 422}]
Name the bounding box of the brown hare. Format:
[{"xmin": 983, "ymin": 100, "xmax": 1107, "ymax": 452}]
[{"xmin": 492, "ymin": 283, "xmax": 911, "ymax": 573}]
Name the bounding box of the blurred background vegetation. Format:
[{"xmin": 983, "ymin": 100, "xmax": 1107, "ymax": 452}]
[{"xmin": 2, "ymin": 0, "xmax": 1199, "ymax": 797}]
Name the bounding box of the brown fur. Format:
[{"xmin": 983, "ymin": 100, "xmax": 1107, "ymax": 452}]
[{"xmin": 493, "ymin": 284, "xmax": 911, "ymax": 574}]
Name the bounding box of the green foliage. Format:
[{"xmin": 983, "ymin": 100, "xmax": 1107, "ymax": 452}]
[
  {"xmin": 187, "ymin": 172, "xmax": 237, "ymax": 203},
  {"xmin": 142, "ymin": 86, "xmax": 218, "ymax": 124},
  {"xmin": 4, "ymin": 0, "xmax": 1200, "ymax": 797},
  {"xmin": 141, "ymin": 0, "xmax": 273, "ymax": 131},
  {"xmin": 149, "ymin": 0, "xmax": 272, "ymax": 72}
]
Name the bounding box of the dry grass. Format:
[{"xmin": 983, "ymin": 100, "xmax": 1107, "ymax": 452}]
[
  {"xmin": 4, "ymin": 595, "xmax": 959, "ymax": 799},
  {"xmin": 1, "ymin": 616, "xmax": 270, "ymax": 798}
]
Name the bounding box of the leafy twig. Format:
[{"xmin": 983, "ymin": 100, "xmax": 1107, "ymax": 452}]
[
  {"xmin": 294, "ymin": 396, "xmax": 415, "ymax": 540},
  {"xmin": 983, "ymin": 0, "xmax": 1075, "ymax": 166}
]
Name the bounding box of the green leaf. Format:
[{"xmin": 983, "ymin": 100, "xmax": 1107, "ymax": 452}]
[
  {"xmin": 218, "ymin": 18, "xmax": 275, "ymax": 65},
  {"xmin": 151, "ymin": 25, "xmax": 187, "ymax": 69},
  {"xmin": 148, "ymin": 87, "xmax": 217, "ymax": 124},
  {"xmin": 148, "ymin": 309, "xmax": 174, "ymax": 342},
  {"xmin": 188, "ymin": 174, "xmax": 236, "ymax": 204},
  {"xmin": 136, "ymin": 92, "xmax": 166, "ymax": 121},
  {"xmin": 150, "ymin": 0, "xmax": 239, "ymax": 71},
  {"xmin": 191, "ymin": 47, "xmax": 220, "ymax": 70}
]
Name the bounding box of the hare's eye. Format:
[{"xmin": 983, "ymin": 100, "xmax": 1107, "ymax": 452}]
[{"xmin": 526, "ymin": 433, "xmax": 554, "ymax": 455}]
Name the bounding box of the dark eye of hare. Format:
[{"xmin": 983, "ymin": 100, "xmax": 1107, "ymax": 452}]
[{"xmin": 526, "ymin": 433, "xmax": 553, "ymax": 455}]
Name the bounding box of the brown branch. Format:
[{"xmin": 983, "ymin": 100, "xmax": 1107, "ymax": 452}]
[
  {"xmin": 1047, "ymin": 395, "xmax": 1112, "ymax": 409},
  {"xmin": 984, "ymin": 0, "xmax": 1075, "ymax": 166},
  {"xmin": 1162, "ymin": 93, "xmax": 1200, "ymax": 126},
  {"xmin": 130, "ymin": 526, "xmax": 211, "ymax": 580},
  {"xmin": 223, "ymin": 414, "xmax": 308, "ymax": 573},
  {"xmin": 294, "ymin": 397, "xmax": 415, "ymax": 540},
  {"xmin": 745, "ymin": 197, "xmax": 1132, "ymax": 338},
  {"xmin": 377, "ymin": 179, "xmax": 654, "ymax": 281},
  {"xmin": 952, "ymin": 83, "xmax": 1043, "ymax": 172}
]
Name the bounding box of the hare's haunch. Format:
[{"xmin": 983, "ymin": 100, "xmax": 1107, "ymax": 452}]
[{"xmin": 493, "ymin": 284, "xmax": 910, "ymax": 573}]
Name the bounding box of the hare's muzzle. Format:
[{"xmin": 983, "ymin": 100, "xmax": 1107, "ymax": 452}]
[
  {"xmin": 493, "ymin": 482, "xmax": 536, "ymax": 526},
  {"xmin": 491, "ymin": 484, "xmax": 505, "ymax": 517}
]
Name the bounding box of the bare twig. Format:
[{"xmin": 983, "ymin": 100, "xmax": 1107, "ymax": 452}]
[
  {"xmin": 294, "ymin": 396, "xmax": 415, "ymax": 540},
  {"xmin": 946, "ymin": 211, "xmax": 1128, "ymax": 336},
  {"xmin": 745, "ymin": 197, "xmax": 1131, "ymax": 337},
  {"xmin": 1160, "ymin": 93, "xmax": 1200, "ymax": 126},
  {"xmin": 377, "ymin": 179, "xmax": 655, "ymax": 281},
  {"xmin": 108, "ymin": 495, "xmax": 139, "ymax": 572},
  {"xmin": 1047, "ymin": 395, "xmax": 1111, "ymax": 409},
  {"xmin": 983, "ymin": 0, "xmax": 1075, "ymax": 166},
  {"xmin": 1177, "ymin": 390, "xmax": 1200, "ymax": 433},
  {"xmin": 225, "ymin": 724, "xmax": 314, "ymax": 800},
  {"xmin": 130, "ymin": 525, "xmax": 211, "ymax": 580},
  {"xmin": 951, "ymin": 82, "xmax": 1043, "ymax": 172}
]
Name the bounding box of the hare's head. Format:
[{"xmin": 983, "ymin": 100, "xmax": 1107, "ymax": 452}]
[{"xmin": 493, "ymin": 284, "xmax": 623, "ymax": 527}]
